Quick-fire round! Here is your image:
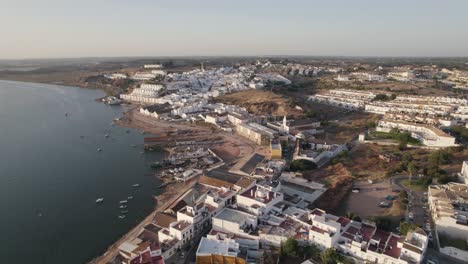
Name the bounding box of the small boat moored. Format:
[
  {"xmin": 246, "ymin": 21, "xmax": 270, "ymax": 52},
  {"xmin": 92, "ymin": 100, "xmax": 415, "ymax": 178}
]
[
  {"xmin": 132, "ymin": 184, "xmax": 140, "ymax": 187},
  {"xmin": 96, "ymin": 198, "xmax": 104, "ymax": 203},
  {"xmin": 119, "ymin": 200, "xmax": 128, "ymax": 204},
  {"xmin": 118, "ymin": 215, "xmax": 126, "ymax": 219}
]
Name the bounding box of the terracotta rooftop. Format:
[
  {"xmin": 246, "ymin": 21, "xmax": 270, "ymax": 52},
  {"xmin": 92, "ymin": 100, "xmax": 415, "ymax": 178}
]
[
  {"xmin": 337, "ymin": 217, "xmax": 351, "ymax": 228},
  {"xmin": 240, "ymin": 185, "xmax": 278, "ymax": 204},
  {"xmin": 310, "ymin": 208, "xmax": 325, "ymax": 216},
  {"xmin": 311, "ymin": 226, "xmax": 326, "ymax": 234},
  {"xmin": 384, "ymin": 235, "xmax": 402, "ymax": 259},
  {"xmin": 153, "ymin": 212, "xmax": 177, "ymax": 229}
]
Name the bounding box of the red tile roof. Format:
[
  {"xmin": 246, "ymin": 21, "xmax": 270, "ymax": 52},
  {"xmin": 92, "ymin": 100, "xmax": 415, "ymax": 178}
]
[
  {"xmin": 361, "ymin": 223, "xmax": 376, "ymax": 242},
  {"xmin": 384, "ymin": 235, "xmax": 401, "ymax": 259},
  {"xmin": 311, "ymin": 226, "xmax": 326, "ymax": 234},
  {"xmin": 310, "ymin": 208, "xmax": 325, "ymax": 216},
  {"xmin": 337, "ymin": 217, "xmax": 351, "ymax": 228},
  {"xmin": 240, "ymin": 185, "xmax": 277, "ymax": 204}
]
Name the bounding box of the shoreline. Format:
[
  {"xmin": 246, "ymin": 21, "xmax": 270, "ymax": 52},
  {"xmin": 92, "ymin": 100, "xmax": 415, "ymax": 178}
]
[
  {"xmin": 0, "ymin": 79, "xmax": 265, "ymax": 263},
  {"xmin": 89, "ymin": 178, "xmax": 199, "ymax": 264},
  {"xmin": 90, "ymin": 108, "xmax": 266, "ymax": 264}
]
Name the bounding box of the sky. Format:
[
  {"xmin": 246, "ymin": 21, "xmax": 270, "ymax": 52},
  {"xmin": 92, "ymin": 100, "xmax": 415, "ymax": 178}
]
[{"xmin": 1, "ymin": 0, "xmax": 468, "ymax": 59}]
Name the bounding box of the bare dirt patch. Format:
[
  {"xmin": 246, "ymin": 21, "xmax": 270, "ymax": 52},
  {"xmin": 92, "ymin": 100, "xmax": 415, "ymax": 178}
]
[
  {"xmin": 341, "ymin": 144, "xmax": 399, "ymax": 180},
  {"xmin": 215, "ymin": 90, "xmax": 302, "ymax": 117},
  {"xmin": 303, "ymin": 163, "xmax": 354, "ymax": 211}
]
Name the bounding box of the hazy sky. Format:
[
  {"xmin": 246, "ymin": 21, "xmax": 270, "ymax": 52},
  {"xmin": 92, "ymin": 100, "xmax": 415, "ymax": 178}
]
[{"xmin": 1, "ymin": 0, "xmax": 467, "ymax": 59}]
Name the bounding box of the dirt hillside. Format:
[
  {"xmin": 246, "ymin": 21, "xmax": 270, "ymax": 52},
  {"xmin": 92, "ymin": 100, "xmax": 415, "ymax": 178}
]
[{"xmin": 215, "ymin": 90, "xmax": 303, "ymax": 117}]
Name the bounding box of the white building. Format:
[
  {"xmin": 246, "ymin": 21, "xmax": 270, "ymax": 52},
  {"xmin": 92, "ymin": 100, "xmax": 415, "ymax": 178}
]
[
  {"xmin": 132, "ymin": 72, "xmax": 157, "ymax": 80},
  {"xmin": 461, "ymin": 161, "xmax": 468, "ymax": 184},
  {"xmin": 196, "ymin": 236, "xmax": 241, "ymax": 261},
  {"xmin": 428, "ymin": 183, "xmax": 468, "ymax": 262},
  {"xmin": 151, "ymin": 70, "xmax": 166, "ymax": 76},
  {"xmin": 308, "ymin": 212, "xmax": 342, "ymax": 249},
  {"xmin": 144, "ymin": 64, "xmax": 163, "ymax": 69},
  {"xmin": 212, "ymin": 208, "xmax": 258, "ymax": 237},
  {"xmin": 236, "ymin": 185, "xmax": 283, "ymax": 216},
  {"xmin": 377, "ymin": 119, "xmax": 457, "ymax": 147},
  {"xmin": 388, "ymin": 70, "xmax": 415, "ymax": 82},
  {"xmin": 335, "ymin": 75, "xmax": 350, "ymax": 82},
  {"xmin": 104, "ymin": 73, "xmax": 127, "ymax": 80}
]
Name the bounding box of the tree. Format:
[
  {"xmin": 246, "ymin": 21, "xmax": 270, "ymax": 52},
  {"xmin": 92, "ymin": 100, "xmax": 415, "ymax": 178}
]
[
  {"xmin": 301, "ymin": 244, "xmax": 321, "ymax": 260},
  {"xmin": 345, "ymin": 212, "xmax": 362, "ymax": 222},
  {"xmin": 282, "ymin": 238, "xmax": 299, "ymax": 257},
  {"xmin": 320, "ymin": 248, "xmax": 344, "ymax": 264},
  {"xmin": 305, "ymin": 110, "xmax": 316, "ymax": 118},
  {"xmin": 399, "ymin": 190, "xmax": 408, "ymax": 200},
  {"xmin": 398, "ymin": 139, "xmax": 407, "ymax": 150},
  {"xmin": 399, "ymin": 221, "xmax": 418, "ymax": 236},
  {"xmin": 368, "ymin": 216, "xmax": 392, "ymax": 231},
  {"xmin": 290, "ymin": 159, "xmax": 317, "ymax": 171}
]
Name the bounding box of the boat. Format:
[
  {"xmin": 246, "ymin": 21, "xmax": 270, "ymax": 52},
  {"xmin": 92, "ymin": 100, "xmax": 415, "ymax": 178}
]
[
  {"xmin": 120, "ymin": 210, "xmax": 129, "ymax": 214},
  {"xmin": 127, "ymin": 196, "xmax": 134, "ymax": 200},
  {"xmin": 156, "ymin": 183, "xmax": 168, "ymax": 189},
  {"xmin": 104, "ymin": 134, "xmax": 109, "ymax": 138},
  {"xmin": 118, "ymin": 215, "xmax": 126, "ymax": 219},
  {"xmin": 119, "ymin": 205, "xmax": 127, "ymax": 209},
  {"xmin": 132, "ymin": 184, "xmax": 140, "ymax": 187},
  {"xmin": 126, "ymin": 130, "xmax": 130, "ymax": 133},
  {"xmin": 65, "ymin": 112, "xmax": 68, "ymax": 117},
  {"xmin": 96, "ymin": 198, "xmax": 104, "ymax": 203},
  {"xmin": 131, "ymin": 144, "xmax": 137, "ymax": 148},
  {"xmin": 97, "ymin": 148, "xmax": 102, "ymax": 152},
  {"xmin": 119, "ymin": 200, "xmax": 128, "ymax": 204},
  {"xmin": 151, "ymin": 162, "xmax": 162, "ymax": 169}
]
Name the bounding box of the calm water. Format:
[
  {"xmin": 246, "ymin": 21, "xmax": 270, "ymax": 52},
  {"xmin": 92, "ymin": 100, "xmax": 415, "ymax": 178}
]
[{"xmin": 0, "ymin": 80, "xmax": 164, "ymax": 264}]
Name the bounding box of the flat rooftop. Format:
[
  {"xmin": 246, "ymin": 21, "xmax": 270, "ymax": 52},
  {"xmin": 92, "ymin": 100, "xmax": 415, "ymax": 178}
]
[
  {"xmin": 215, "ymin": 208, "xmax": 256, "ymax": 223},
  {"xmin": 196, "ymin": 237, "xmax": 238, "ymax": 256},
  {"xmin": 240, "ymin": 153, "xmax": 265, "ymax": 175}
]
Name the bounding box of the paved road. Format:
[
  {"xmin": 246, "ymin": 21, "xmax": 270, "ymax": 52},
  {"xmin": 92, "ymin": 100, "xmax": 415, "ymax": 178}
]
[
  {"xmin": 391, "ymin": 175, "xmax": 425, "ymax": 226},
  {"xmin": 390, "ymin": 176, "xmax": 468, "ymax": 264}
]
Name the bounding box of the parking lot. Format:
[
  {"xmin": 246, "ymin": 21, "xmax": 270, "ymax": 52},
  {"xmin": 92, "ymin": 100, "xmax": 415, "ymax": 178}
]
[{"xmin": 345, "ymin": 179, "xmax": 402, "ymax": 220}]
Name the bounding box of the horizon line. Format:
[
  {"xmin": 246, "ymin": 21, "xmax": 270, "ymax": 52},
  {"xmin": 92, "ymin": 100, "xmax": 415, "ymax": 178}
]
[{"xmin": 1, "ymin": 54, "xmax": 468, "ymax": 61}]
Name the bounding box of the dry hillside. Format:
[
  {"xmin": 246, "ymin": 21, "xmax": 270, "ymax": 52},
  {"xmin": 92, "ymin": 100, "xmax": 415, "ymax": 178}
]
[{"xmin": 215, "ymin": 90, "xmax": 303, "ymax": 117}]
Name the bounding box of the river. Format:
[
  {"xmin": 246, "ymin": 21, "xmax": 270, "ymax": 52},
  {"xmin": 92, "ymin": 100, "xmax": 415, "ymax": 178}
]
[{"xmin": 0, "ymin": 80, "xmax": 164, "ymax": 264}]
